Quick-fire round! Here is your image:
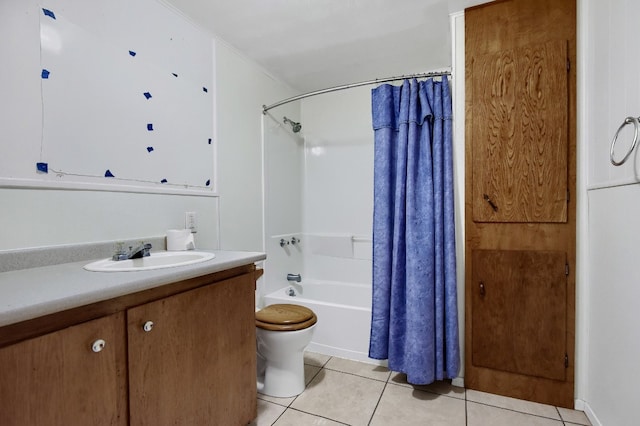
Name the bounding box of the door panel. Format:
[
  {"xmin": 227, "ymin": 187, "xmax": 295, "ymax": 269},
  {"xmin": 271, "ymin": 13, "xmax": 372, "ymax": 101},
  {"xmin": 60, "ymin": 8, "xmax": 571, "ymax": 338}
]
[
  {"xmin": 472, "ymin": 41, "xmax": 568, "ymax": 223},
  {"xmin": 0, "ymin": 313, "xmax": 127, "ymax": 426},
  {"xmin": 471, "ymin": 249, "xmax": 567, "ymax": 381},
  {"xmin": 128, "ymin": 274, "xmax": 256, "ymax": 426}
]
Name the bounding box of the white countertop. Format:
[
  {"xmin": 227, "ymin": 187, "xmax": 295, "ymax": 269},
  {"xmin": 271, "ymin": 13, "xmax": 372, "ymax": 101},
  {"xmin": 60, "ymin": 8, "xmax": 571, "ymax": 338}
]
[{"xmin": 0, "ymin": 250, "xmax": 265, "ymax": 327}]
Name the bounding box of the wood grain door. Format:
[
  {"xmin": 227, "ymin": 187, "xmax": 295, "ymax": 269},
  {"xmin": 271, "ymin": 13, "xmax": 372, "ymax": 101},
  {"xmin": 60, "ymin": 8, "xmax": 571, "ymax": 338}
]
[
  {"xmin": 465, "ymin": 0, "xmax": 576, "ymax": 409},
  {"xmin": 472, "ymin": 250, "xmax": 567, "ymax": 381},
  {"xmin": 128, "ymin": 273, "xmax": 257, "ymax": 426},
  {"xmin": 472, "ymin": 41, "xmax": 569, "ymax": 223},
  {"xmin": 0, "ymin": 312, "xmax": 127, "ymax": 426}
]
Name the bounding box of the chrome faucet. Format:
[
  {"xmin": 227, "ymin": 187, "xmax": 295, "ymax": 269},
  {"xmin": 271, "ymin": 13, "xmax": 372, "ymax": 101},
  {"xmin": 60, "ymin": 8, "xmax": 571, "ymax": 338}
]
[
  {"xmin": 287, "ymin": 273, "xmax": 302, "ymax": 282},
  {"xmin": 113, "ymin": 242, "xmax": 152, "ymax": 261}
]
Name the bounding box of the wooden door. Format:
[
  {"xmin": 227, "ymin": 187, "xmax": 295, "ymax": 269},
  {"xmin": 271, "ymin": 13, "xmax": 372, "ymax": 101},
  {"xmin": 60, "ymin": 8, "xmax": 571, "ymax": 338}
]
[
  {"xmin": 465, "ymin": 0, "xmax": 576, "ymax": 408},
  {"xmin": 128, "ymin": 273, "xmax": 257, "ymax": 426},
  {"xmin": 472, "ymin": 250, "xmax": 567, "ymax": 381},
  {"xmin": 0, "ymin": 312, "xmax": 127, "ymax": 426},
  {"xmin": 472, "ymin": 41, "xmax": 569, "ymax": 223}
]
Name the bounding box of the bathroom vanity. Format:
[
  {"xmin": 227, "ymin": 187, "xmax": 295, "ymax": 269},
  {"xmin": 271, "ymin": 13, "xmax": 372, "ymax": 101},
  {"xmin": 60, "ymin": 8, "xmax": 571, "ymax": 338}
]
[{"xmin": 0, "ymin": 250, "xmax": 265, "ymax": 426}]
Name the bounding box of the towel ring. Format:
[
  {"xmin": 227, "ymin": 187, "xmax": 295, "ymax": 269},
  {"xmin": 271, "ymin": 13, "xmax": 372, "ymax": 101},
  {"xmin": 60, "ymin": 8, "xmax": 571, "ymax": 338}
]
[{"xmin": 610, "ymin": 116, "xmax": 639, "ymax": 166}]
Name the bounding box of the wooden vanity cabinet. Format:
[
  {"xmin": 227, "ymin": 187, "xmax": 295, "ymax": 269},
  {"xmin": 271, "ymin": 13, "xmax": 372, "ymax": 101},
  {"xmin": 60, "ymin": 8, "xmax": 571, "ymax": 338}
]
[
  {"xmin": 0, "ymin": 312, "xmax": 128, "ymax": 426},
  {"xmin": 128, "ymin": 272, "xmax": 257, "ymax": 426},
  {"xmin": 0, "ymin": 265, "xmax": 257, "ymax": 426}
]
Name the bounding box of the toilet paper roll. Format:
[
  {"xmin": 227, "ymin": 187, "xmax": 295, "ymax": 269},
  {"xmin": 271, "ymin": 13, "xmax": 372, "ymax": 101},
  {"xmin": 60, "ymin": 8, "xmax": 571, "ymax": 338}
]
[{"xmin": 166, "ymin": 229, "xmax": 196, "ymax": 251}]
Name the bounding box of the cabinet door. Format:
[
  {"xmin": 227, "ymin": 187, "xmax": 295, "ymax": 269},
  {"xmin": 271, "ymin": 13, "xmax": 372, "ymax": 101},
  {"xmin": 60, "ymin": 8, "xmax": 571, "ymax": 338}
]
[
  {"xmin": 128, "ymin": 273, "xmax": 257, "ymax": 426},
  {"xmin": 0, "ymin": 312, "xmax": 127, "ymax": 426},
  {"xmin": 472, "ymin": 41, "xmax": 569, "ymax": 223},
  {"xmin": 471, "ymin": 249, "xmax": 567, "ymax": 381}
]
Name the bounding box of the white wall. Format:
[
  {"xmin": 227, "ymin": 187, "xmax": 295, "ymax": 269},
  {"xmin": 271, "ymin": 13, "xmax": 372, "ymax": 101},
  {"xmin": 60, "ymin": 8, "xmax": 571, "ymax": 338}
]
[
  {"xmin": 579, "ymin": 0, "xmax": 640, "ymax": 424},
  {"xmin": 215, "ymin": 43, "xmax": 297, "ymax": 252},
  {"xmin": 0, "ymin": 0, "xmax": 295, "ymax": 253},
  {"xmin": 0, "ymin": 0, "xmax": 219, "ymax": 251}
]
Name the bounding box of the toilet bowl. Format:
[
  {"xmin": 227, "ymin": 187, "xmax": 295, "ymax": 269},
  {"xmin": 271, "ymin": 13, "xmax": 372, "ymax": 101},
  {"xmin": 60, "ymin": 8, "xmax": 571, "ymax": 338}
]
[{"xmin": 255, "ymin": 304, "xmax": 317, "ymax": 397}]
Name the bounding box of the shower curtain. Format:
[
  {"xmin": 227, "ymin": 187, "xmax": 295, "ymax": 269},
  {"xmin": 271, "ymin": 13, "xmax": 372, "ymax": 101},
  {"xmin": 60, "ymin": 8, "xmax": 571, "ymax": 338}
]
[{"xmin": 369, "ymin": 77, "xmax": 459, "ymax": 384}]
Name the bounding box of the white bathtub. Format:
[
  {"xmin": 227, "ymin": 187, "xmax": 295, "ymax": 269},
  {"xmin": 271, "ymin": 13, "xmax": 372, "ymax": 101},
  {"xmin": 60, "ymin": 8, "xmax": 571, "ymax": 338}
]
[{"xmin": 263, "ymin": 280, "xmax": 384, "ymax": 365}]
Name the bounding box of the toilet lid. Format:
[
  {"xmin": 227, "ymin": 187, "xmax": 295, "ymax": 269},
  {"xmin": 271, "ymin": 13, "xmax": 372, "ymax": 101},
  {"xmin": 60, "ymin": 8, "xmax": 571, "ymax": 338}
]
[{"xmin": 255, "ymin": 304, "xmax": 317, "ymax": 331}]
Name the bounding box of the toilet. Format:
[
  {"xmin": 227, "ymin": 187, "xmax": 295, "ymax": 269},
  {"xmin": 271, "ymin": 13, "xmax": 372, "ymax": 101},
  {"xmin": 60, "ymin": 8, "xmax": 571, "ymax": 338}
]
[{"xmin": 255, "ymin": 304, "xmax": 317, "ymax": 397}]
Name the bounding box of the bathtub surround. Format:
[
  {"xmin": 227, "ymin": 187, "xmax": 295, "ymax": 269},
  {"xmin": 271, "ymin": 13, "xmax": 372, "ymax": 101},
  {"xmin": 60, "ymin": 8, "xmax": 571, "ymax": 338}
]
[{"xmin": 369, "ymin": 77, "xmax": 459, "ymax": 384}]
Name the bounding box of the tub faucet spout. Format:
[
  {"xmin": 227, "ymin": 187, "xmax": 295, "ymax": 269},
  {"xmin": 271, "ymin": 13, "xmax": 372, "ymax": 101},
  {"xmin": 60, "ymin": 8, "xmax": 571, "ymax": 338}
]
[{"xmin": 287, "ymin": 273, "xmax": 302, "ymax": 282}]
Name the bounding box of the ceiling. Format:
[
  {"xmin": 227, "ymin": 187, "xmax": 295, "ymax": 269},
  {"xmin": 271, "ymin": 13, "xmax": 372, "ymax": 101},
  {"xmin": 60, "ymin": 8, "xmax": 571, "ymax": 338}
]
[{"xmin": 163, "ymin": 0, "xmax": 490, "ymax": 93}]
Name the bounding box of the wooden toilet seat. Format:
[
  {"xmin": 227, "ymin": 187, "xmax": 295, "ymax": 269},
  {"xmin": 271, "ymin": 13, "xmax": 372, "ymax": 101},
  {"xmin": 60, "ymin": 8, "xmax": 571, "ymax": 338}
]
[{"xmin": 255, "ymin": 304, "xmax": 317, "ymax": 331}]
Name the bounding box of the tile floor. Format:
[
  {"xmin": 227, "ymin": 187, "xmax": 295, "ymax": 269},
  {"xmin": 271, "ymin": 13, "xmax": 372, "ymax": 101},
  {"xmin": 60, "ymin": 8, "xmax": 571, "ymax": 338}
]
[{"xmin": 251, "ymin": 352, "xmax": 592, "ymax": 426}]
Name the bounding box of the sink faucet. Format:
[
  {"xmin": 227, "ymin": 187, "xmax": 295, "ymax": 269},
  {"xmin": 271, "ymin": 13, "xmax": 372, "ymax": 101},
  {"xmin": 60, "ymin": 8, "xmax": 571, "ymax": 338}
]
[{"xmin": 113, "ymin": 242, "xmax": 152, "ymax": 261}]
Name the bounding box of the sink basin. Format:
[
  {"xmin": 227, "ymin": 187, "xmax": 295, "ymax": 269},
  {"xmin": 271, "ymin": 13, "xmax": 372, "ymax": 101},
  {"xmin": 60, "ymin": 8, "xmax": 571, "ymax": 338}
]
[{"xmin": 84, "ymin": 251, "xmax": 216, "ymax": 272}]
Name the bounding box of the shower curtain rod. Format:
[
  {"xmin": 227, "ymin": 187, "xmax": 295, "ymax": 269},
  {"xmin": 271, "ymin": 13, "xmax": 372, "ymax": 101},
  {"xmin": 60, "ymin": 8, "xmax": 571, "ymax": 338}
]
[{"xmin": 262, "ymin": 69, "xmax": 451, "ymax": 113}]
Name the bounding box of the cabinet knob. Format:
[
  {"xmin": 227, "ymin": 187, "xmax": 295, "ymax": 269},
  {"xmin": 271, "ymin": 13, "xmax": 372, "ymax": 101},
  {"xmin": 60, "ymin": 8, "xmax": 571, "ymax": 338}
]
[
  {"xmin": 92, "ymin": 339, "xmax": 106, "ymax": 353},
  {"xmin": 479, "ymin": 282, "xmax": 486, "ymax": 296},
  {"xmin": 142, "ymin": 321, "xmax": 154, "ymax": 332}
]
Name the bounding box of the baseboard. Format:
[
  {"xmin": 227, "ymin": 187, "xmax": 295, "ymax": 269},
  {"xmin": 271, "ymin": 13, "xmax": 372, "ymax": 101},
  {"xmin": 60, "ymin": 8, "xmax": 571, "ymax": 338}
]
[
  {"xmin": 576, "ymin": 399, "xmax": 602, "ymax": 426},
  {"xmin": 452, "ymin": 377, "xmax": 465, "ymax": 388}
]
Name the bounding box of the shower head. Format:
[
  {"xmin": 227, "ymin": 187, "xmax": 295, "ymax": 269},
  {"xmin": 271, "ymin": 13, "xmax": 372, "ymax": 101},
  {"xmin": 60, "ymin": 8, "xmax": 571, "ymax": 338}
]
[{"xmin": 283, "ymin": 116, "xmax": 302, "ymax": 133}]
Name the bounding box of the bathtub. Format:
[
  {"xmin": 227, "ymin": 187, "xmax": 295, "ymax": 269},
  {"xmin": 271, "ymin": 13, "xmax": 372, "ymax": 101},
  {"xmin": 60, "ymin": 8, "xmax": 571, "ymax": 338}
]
[{"xmin": 263, "ymin": 280, "xmax": 384, "ymax": 365}]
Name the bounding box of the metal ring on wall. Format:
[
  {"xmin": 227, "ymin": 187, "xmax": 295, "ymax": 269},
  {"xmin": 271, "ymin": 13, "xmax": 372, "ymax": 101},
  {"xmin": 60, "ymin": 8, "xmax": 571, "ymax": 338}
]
[{"xmin": 610, "ymin": 116, "xmax": 639, "ymax": 166}]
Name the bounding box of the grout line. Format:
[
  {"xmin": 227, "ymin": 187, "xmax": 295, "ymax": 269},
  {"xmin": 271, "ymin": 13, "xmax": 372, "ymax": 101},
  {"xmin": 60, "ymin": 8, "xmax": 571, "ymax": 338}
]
[
  {"xmin": 269, "ymin": 407, "xmax": 287, "ymax": 426},
  {"xmin": 321, "ymin": 365, "xmax": 391, "ymax": 382},
  {"xmin": 384, "ymin": 380, "xmax": 466, "ymax": 401},
  {"xmin": 466, "ymin": 400, "xmax": 565, "ymax": 423},
  {"xmin": 465, "ymin": 387, "xmax": 469, "ymax": 426},
  {"xmin": 256, "ymin": 395, "xmax": 292, "ymax": 408},
  {"xmin": 322, "ymin": 368, "xmax": 390, "ymax": 384},
  {"xmin": 367, "ymin": 379, "xmax": 388, "ymax": 425},
  {"xmin": 286, "ymin": 407, "xmax": 351, "ymax": 425}
]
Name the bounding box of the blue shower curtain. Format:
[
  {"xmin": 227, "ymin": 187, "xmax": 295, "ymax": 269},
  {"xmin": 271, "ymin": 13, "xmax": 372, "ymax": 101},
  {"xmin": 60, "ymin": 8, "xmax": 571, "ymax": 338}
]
[{"xmin": 369, "ymin": 77, "xmax": 459, "ymax": 384}]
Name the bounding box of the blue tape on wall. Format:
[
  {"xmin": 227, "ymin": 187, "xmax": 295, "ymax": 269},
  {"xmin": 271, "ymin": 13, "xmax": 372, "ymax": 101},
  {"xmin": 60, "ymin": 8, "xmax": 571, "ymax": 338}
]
[
  {"xmin": 147, "ymin": 123, "xmax": 154, "ymax": 131},
  {"xmin": 161, "ymin": 178, "xmax": 168, "ymax": 183},
  {"xmin": 202, "ymin": 87, "xmax": 208, "ymax": 93},
  {"xmin": 208, "ymin": 138, "xmax": 212, "ymax": 144},
  {"xmin": 147, "ymin": 146, "xmax": 154, "ymax": 152},
  {"xmin": 36, "ymin": 162, "xmax": 49, "ymax": 173},
  {"xmin": 206, "ymin": 179, "xmax": 210, "ymax": 186},
  {"xmin": 42, "ymin": 8, "xmax": 56, "ymax": 19},
  {"xmin": 129, "ymin": 50, "xmax": 137, "ymax": 57},
  {"xmin": 143, "ymin": 92, "xmax": 152, "ymax": 99},
  {"xmin": 105, "ymin": 170, "xmax": 115, "ymax": 177},
  {"xmin": 172, "ymin": 73, "xmax": 178, "ymax": 77},
  {"xmin": 41, "ymin": 69, "xmax": 50, "ymax": 79}
]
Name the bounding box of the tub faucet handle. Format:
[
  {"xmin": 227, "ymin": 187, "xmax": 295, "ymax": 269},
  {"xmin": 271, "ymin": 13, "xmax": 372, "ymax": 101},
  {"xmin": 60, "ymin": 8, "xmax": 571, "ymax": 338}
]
[
  {"xmin": 287, "ymin": 273, "xmax": 302, "ymax": 282},
  {"xmin": 280, "ymin": 238, "xmax": 290, "ymax": 247},
  {"xmin": 290, "ymin": 237, "xmax": 300, "ymax": 245}
]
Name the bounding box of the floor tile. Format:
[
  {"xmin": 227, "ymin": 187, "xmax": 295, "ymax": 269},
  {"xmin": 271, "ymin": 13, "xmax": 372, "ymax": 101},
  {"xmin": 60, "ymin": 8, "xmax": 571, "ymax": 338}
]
[
  {"xmin": 249, "ymin": 399, "xmax": 287, "ymax": 426},
  {"xmin": 467, "ymin": 401, "xmax": 563, "ymax": 426},
  {"xmin": 258, "ymin": 364, "xmax": 321, "ymax": 406},
  {"xmin": 304, "ymin": 351, "xmax": 331, "ymax": 367},
  {"xmin": 273, "ymin": 408, "xmax": 345, "ymax": 425},
  {"xmin": 291, "ymin": 369, "xmax": 385, "ymax": 426},
  {"xmin": 388, "ymin": 372, "xmax": 466, "ymax": 399},
  {"xmin": 324, "ymin": 356, "xmax": 391, "ymax": 381},
  {"xmin": 305, "ymin": 364, "xmax": 322, "ymax": 385},
  {"xmin": 466, "ymin": 389, "xmax": 561, "ymax": 420},
  {"xmin": 557, "ymin": 407, "xmax": 592, "ymax": 425},
  {"xmin": 370, "ymin": 383, "xmax": 466, "ymax": 426},
  {"xmin": 257, "ymin": 392, "xmax": 296, "ymax": 407}
]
